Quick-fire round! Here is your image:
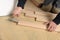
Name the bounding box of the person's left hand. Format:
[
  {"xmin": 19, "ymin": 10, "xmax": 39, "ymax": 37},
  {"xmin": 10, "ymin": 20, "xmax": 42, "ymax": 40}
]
[
  {"xmin": 47, "ymin": 21, "xmax": 57, "ymax": 32},
  {"xmin": 12, "ymin": 7, "xmax": 22, "ymax": 17}
]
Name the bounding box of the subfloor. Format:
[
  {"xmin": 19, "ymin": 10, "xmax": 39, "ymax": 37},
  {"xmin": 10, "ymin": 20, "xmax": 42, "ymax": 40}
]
[{"xmin": 0, "ymin": 0, "xmax": 60, "ymax": 40}]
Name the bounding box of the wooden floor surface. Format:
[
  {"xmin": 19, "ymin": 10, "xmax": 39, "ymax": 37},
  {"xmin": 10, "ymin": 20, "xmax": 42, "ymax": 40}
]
[{"xmin": 0, "ymin": 0, "xmax": 60, "ymax": 40}]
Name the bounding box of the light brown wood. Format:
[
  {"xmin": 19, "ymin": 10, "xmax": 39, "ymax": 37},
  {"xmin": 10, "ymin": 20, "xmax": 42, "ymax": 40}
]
[
  {"xmin": 18, "ymin": 20, "xmax": 60, "ymax": 32},
  {"xmin": 24, "ymin": 12, "xmax": 36, "ymax": 18},
  {"xmin": 36, "ymin": 15, "xmax": 49, "ymax": 22}
]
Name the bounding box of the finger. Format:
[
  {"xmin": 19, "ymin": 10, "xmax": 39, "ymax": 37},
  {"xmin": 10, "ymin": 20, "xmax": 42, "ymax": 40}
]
[
  {"xmin": 52, "ymin": 26, "xmax": 56, "ymax": 31},
  {"xmin": 13, "ymin": 13, "xmax": 19, "ymax": 17},
  {"xmin": 48, "ymin": 26, "xmax": 53, "ymax": 31},
  {"xmin": 49, "ymin": 26, "xmax": 56, "ymax": 32},
  {"xmin": 47, "ymin": 23, "xmax": 51, "ymax": 30},
  {"xmin": 49, "ymin": 26, "xmax": 54, "ymax": 32},
  {"xmin": 12, "ymin": 14, "xmax": 16, "ymax": 17},
  {"xmin": 17, "ymin": 14, "xmax": 20, "ymax": 17}
]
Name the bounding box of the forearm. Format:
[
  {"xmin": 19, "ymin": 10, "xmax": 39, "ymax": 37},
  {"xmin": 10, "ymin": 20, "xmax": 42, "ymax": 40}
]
[
  {"xmin": 17, "ymin": 0, "xmax": 27, "ymax": 9},
  {"xmin": 53, "ymin": 13, "xmax": 60, "ymax": 25}
]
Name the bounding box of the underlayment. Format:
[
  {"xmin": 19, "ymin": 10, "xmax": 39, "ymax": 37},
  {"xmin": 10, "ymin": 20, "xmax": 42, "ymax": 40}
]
[{"xmin": 0, "ymin": 0, "xmax": 60, "ymax": 40}]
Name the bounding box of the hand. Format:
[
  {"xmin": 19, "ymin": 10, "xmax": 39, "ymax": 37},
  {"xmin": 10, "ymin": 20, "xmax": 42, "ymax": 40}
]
[
  {"xmin": 47, "ymin": 21, "xmax": 57, "ymax": 32},
  {"xmin": 12, "ymin": 7, "xmax": 22, "ymax": 17}
]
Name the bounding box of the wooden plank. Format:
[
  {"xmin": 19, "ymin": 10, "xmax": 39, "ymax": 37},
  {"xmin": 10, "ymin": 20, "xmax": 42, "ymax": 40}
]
[
  {"xmin": 18, "ymin": 20, "xmax": 46, "ymax": 29},
  {"xmin": 18, "ymin": 20, "xmax": 60, "ymax": 32},
  {"xmin": 24, "ymin": 13, "xmax": 36, "ymax": 18},
  {"xmin": 35, "ymin": 11, "xmax": 57, "ymax": 16},
  {"xmin": 22, "ymin": 9, "xmax": 47, "ymax": 16},
  {"xmin": 22, "ymin": 9, "xmax": 35, "ymax": 14},
  {"xmin": 36, "ymin": 15, "xmax": 50, "ymax": 22},
  {"xmin": 21, "ymin": 12, "xmax": 56, "ymax": 22},
  {"xmin": 24, "ymin": 12, "xmax": 51, "ymax": 22},
  {"xmin": 34, "ymin": 11, "xmax": 57, "ymax": 22},
  {"xmin": 22, "ymin": 9, "xmax": 57, "ymax": 20}
]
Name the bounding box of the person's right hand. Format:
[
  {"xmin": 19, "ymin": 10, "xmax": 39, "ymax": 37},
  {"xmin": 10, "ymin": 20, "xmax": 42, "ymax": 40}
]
[
  {"xmin": 12, "ymin": 7, "xmax": 22, "ymax": 17},
  {"xmin": 47, "ymin": 21, "xmax": 57, "ymax": 32}
]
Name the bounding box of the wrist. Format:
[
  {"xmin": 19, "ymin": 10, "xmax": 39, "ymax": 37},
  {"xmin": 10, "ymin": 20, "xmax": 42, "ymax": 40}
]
[
  {"xmin": 53, "ymin": 13, "xmax": 60, "ymax": 25},
  {"xmin": 16, "ymin": 7, "xmax": 23, "ymax": 11},
  {"xmin": 53, "ymin": 19, "xmax": 60, "ymax": 25}
]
